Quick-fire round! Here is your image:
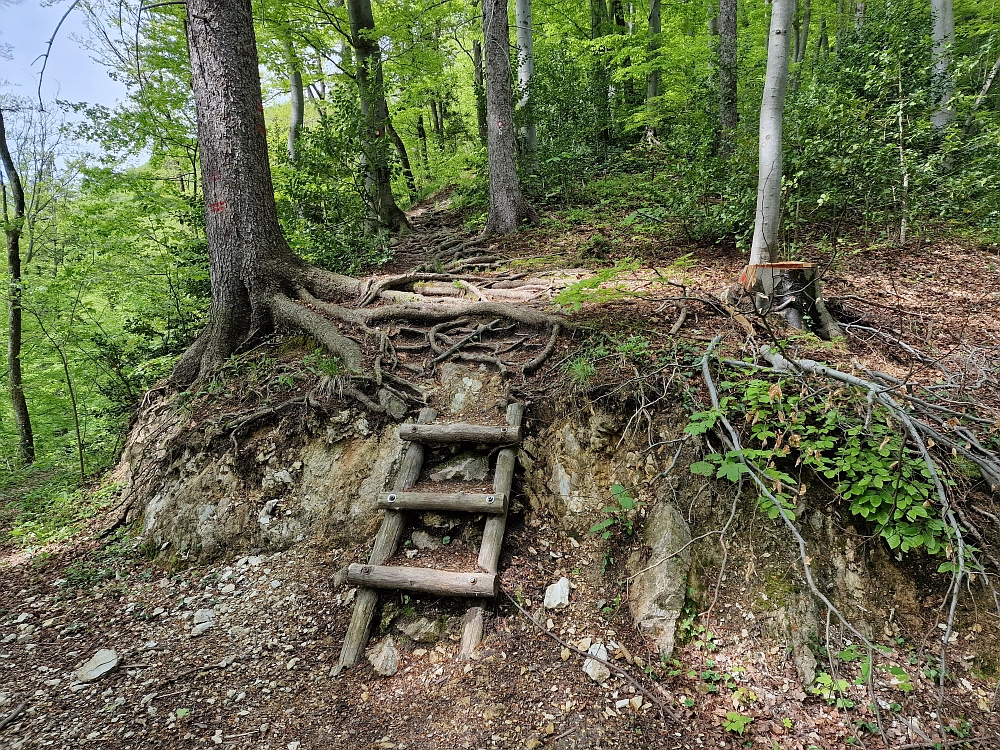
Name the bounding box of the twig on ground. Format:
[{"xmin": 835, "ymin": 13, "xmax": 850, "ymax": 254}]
[
  {"xmin": 0, "ymin": 702, "xmax": 27, "ymax": 732},
  {"xmin": 500, "ymin": 588, "xmax": 680, "ymax": 721}
]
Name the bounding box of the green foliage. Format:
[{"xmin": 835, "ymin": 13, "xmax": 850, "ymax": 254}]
[
  {"xmin": 723, "ymin": 712, "xmax": 753, "ymax": 735},
  {"xmin": 687, "ymin": 371, "xmax": 961, "ymax": 559},
  {"xmin": 589, "ymin": 484, "xmax": 643, "ymax": 539},
  {"xmin": 554, "ymin": 259, "xmax": 641, "ymax": 311},
  {"xmin": 3, "ymin": 470, "xmax": 122, "ymax": 546}
]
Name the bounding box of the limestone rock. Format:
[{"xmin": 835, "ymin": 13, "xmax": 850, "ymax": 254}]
[
  {"xmin": 191, "ymin": 609, "xmax": 216, "ymax": 637},
  {"xmin": 410, "ymin": 531, "xmax": 440, "ymax": 550},
  {"xmin": 627, "ymin": 501, "xmax": 691, "ymax": 661},
  {"xmin": 775, "ymin": 594, "xmax": 818, "ymax": 686},
  {"xmin": 543, "ymin": 577, "xmax": 571, "ymax": 609},
  {"xmin": 75, "ymin": 649, "xmax": 119, "ymax": 683},
  {"xmin": 583, "ymin": 643, "xmax": 611, "ymax": 683},
  {"xmin": 367, "ymin": 636, "xmax": 399, "ymax": 676},
  {"xmin": 429, "ymin": 455, "xmax": 489, "ymax": 482},
  {"xmin": 396, "ymin": 617, "xmax": 445, "ymax": 643}
]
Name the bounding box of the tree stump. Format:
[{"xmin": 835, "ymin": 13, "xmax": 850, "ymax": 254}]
[{"xmin": 740, "ymin": 262, "xmax": 843, "ymax": 340}]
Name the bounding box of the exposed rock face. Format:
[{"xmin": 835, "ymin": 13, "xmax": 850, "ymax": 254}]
[
  {"xmin": 775, "ymin": 593, "xmax": 819, "ymax": 687},
  {"xmin": 627, "ymin": 501, "xmax": 691, "ymax": 661}
]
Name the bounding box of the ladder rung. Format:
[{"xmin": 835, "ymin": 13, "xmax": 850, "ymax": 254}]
[
  {"xmin": 377, "ymin": 491, "xmax": 507, "ymax": 513},
  {"xmin": 346, "ymin": 564, "xmax": 498, "ymax": 598},
  {"xmin": 400, "ymin": 422, "xmax": 521, "ymax": 445}
]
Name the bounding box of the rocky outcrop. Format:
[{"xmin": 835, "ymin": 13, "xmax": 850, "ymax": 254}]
[{"xmin": 627, "ymin": 500, "xmax": 692, "ymax": 661}]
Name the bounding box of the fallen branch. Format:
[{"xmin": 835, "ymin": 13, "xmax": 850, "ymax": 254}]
[{"xmin": 0, "ymin": 702, "xmax": 27, "ymax": 732}]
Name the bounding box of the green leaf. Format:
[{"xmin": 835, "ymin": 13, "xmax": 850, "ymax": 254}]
[{"xmin": 690, "ymin": 461, "xmax": 715, "ymax": 476}]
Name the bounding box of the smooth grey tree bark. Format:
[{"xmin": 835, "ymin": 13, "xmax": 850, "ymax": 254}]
[
  {"xmin": 963, "ymin": 52, "xmax": 1000, "ymax": 135},
  {"xmin": 748, "ymin": 0, "xmax": 793, "ymax": 278},
  {"xmin": 718, "ymin": 0, "xmax": 738, "ymax": 154},
  {"xmin": 346, "ymin": 0, "xmax": 410, "ymax": 233},
  {"xmin": 931, "ymin": 0, "xmax": 955, "ymax": 130},
  {"xmin": 0, "ymin": 108, "xmax": 35, "ymax": 464},
  {"xmin": 514, "ymin": 0, "xmax": 537, "ymax": 157},
  {"xmin": 482, "ymin": 0, "xmax": 536, "ymax": 235},
  {"xmin": 646, "ymin": 0, "xmax": 661, "ymax": 120},
  {"xmin": 285, "ymin": 38, "xmax": 304, "ymax": 163}
]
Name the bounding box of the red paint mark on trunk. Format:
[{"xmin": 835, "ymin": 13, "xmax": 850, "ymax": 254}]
[{"xmin": 209, "ymin": 200, "xmax": 227, "ymax": 213}]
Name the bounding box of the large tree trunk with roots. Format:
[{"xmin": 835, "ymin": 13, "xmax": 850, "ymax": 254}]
[
  {"xmin": 346, "ymin": 0, "xmax": 410, "ymax": 234},
  {"xmin": 172, "ymin": 0, "xmax": 562, "ymax": 388},
  {"xmin": 173, "ymin": 0, "xmax": 363, "ymax": 385},
  {"xmin": 0, "ymin": 108, "xmax": 35, "ymax": 464},
  {"xmin": 482, "ymin": 0, "xmax": 537, "ymax": 236}
]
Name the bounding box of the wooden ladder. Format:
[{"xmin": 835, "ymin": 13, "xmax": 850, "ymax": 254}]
[{"xmin": 336, "ymin": 402, "xmax": 525, "ymax": 671}]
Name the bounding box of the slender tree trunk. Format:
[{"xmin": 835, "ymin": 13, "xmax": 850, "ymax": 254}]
[
  {"xmin": 816, "ymin": 17, "xmax": 829, "ymax": 59},
  {"xmin": 0, "ymin": 109, "xmax": 35, "ymax": 464},
  {"xmin": 718, "ymin": 0, "xmax": 738, "ymax": 154},
  {"xmin": 416, "ymin": 113, "xmax": 430, "ymax": 172},
  {"xmin": 430, "ymin": 100, "xmax": 444, "ymax": 150},
  {"xmin": 347, "ymin": 0, "xmax": 410, "ymax": 234},
  {"xmin": 473, "ymin": 39, "xmax": 488, "ymax": 146},
  {"xmin": 482, "ymin": 0, "xmax": 536, "ymax": 235},
  {"xmin": 854, "ymin": 1, "xmax": 865, "ymax": 30},
  {"xmin": 646, "ymin": 0, "xmax": 661, "ymax": 135},
  {"xmin": 931, "ymin": 0, "xmax": 955, "ymax": 130},
  {"xmin": 387, "ymin": 118, "xmax": 417, "ymax": 198},
  {"xmin": 963, "ymin": 52, "xmax": 1000, "ymax": 135},
  {"xmin": 285, "ymin": 38, "xmax": 304, "ymax": 163},
  {"xmin": 514, "ymin": 0, "xmax": 537, "ymax": 158},
  {"xmin": 748, "ymin": 0, "xmax": 793, "ymax": 282},
  {"xmin": 590, "ymin": 0, "xmax": 613, "ymax": 145},
  {"xmin": 796, "ymin": 0, "xmax": 810, "ymax": 63}
]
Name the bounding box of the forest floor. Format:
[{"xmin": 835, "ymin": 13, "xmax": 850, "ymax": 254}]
[{"xmin": 2, "ymin": 191, "xmax": 1000, "ymax": 749}]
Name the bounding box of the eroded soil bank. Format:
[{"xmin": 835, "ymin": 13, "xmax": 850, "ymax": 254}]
[{"xmin": 2, "ymin": 352, "xmax": 998, "ymax": 749}]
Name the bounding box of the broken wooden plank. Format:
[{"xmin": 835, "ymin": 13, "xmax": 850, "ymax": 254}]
[
  {"xmin": 458, "ymin": 607, "xmax": 484, "ymax": 660},
  {"xmin": 377, "ymin": 491, "xmax": 507, "ymax": 514},
  {"xmin": 346, "ymin": 564, "xmax": 499, "ymax": 598},
  {"xmin": 400, "ymin": 422, "xmax": 520, "ymax": 445}
]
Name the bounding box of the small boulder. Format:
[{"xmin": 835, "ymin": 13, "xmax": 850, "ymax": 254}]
[
  {"xmin": 191, "ymin": 609, "xmax": 216, "ymax": 637},
  {"xmin": 368, "ymin": 636, "xmax": 399, "ymax": 676},
  {"xmin": 429, "ymin": 455, "xmax": 489, "ymax": 482},
  {"xmin": 410, "ymin": 531, "xmax": 440, "ymax": 550},
  {"xmin": 543, "ymin": 577, "xmax": 571, "ymax": 609},
  {"xmin": 583, "ymin": 643, "xmax": 611, "ymax": 683},
  {"xmin": 396, "ymin": 617, "xmax": 445, "ymax": 643},
  {"xmin": 75, "ymin": 649, "xmax": 119, "ymax": 683}
]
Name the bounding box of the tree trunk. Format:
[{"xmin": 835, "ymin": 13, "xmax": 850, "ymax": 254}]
[
  {"xmin": 482, "ymin": 0, "xmax": 537, "ymax": 236},
  {"xmin": 931, "ymin": 0, "xmax": 955, "ymax": 130},
  {"xmin": 0, "ymin": 109, "xmax": 35, "ymax": 464},
  {"xmin": 718, "ymin": 0, "xmax": 738, "ymax": 154},
  {"xmin": 174, "ymin": 0, "xmax": 364, "ymax": 384},
  {"xmin": 796, "ymin": 0, "xmax": 810, "ymax": 63},
  {"xmin": 514, "ymin": 0, "xmax": 537, "ymax": 158},
  {"xmin": 416, "ymin": 113, "xmax": 430, "ymax": 172},
  {"xmin": 346, "ymin": 0, "xmax": 410, "ymax": 234},
  {"xmin": 646, "ymin": 0, "xmax": 661, "ymax": 133},
  {"xmin": 285, "ymin": 38, "xmax": 304, "ymax": 163},
  {"xmin": 963, "ymin": 52, "xmax": 1000, "ymax": 136},
  {"xmin": 473, "ymin": 39, "xmax": 488, "ymax": 146},
  {"xmin": 387, "ymin": 118, "xmax": 417, "ymax": 198},
  {"xmin": 748, "ymin": 0, "xmax": 793, "ymax": 289},
  {"xmin": 816, "ymin": 17, "xmax": 829, "ymax": 59}
]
